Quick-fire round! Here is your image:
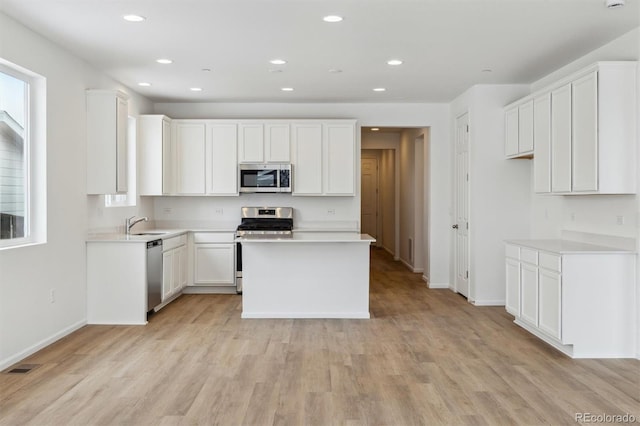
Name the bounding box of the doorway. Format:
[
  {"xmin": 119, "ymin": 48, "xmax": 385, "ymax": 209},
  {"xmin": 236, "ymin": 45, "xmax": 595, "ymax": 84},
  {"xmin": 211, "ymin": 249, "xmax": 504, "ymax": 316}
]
[{"xmin": 454, "ymin": 113, "xmax": 470, "ymax": 298}]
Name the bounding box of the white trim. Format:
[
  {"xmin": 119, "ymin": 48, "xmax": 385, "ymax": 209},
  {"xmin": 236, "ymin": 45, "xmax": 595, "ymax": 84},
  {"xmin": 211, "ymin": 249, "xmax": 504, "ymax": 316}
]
[
  {"xmin": 241, "ymin": 312, "xmax": 370, "ymax": 319},
  {"xmin": 0, "ymin": 320, "xmax": 85, "ymax": 371},
  {"xmin": 471, "ymin": 299, "xmax": 505, "ymax": 306},
  {"xmin": 428, "ymin": 282, "xmax": 450, "ymax": 289}
]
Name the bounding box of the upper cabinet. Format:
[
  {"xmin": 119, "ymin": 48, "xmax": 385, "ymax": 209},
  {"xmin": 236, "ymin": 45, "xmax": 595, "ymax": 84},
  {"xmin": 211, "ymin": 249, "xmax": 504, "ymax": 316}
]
[
  {"xmin": 207, "ymin": 123, "xmax": 238, "ymax": 195},
  {"xmin": 86, "ymin": 90, "xmax": 129, "ymax": 194},
  {"xmin": 292, "ymin": 120, "xmax": 356, "ymax": 196},
  {"xmin": 138, "ymin": 115, "xmax": 171, "ymax": 196},
  {"xmin": 504, "ymin": 99, "xmax": 534, "ymax": 158},
  {"xmin": 172, "ymin": 121, "xmax": 207, "ymax": 195},
  {"xmin": 238, "ymin": 122, "xmax": 291, "ymax": 163},
  {"xmin": 507, "ymin": 61, "xmax": 637, "ymax": 195}
]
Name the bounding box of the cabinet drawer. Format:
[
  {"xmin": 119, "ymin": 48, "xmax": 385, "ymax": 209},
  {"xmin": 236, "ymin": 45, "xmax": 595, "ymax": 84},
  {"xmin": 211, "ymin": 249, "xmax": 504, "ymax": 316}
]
[
  {"xmin": 520, "ymin": 248, "xmax": 538, "ymax": 265},
  {"xmin": 193, "ymin": 232, "xmax": 235, "ymax": 243},
  {"xmin": 163, "ymin": 234, "xmax": 187, "ymax": 251},
  {"xmin": 505, "ymin": 244, "xmax": 520, "ymax": 259},
  {"xmin": 539, "ymin": 252, "xmax": 561, "ymax": 272}
]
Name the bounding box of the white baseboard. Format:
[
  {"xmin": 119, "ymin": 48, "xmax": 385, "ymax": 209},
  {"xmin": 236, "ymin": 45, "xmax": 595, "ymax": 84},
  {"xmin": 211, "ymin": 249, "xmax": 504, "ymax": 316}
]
[
  {"xmin": 399, "ymin": 259, "xmax": 424, "ymax": 273},
  {"xmin": 472, "ymin": 299, "xmax": 505, "ymax": 306},
  {"xmin": 1, "ymin": 319, "xmax": 86, "ymax": 371},
  {"xmin": 428, "ymin": 282, "xmax": 450, "ymax": 289}
]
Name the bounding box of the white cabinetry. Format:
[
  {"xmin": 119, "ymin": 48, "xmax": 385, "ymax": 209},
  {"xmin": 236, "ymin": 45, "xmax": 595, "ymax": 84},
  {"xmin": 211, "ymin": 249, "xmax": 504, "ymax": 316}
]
[
  {"xmin": 172, "ymin": 121, "xmax": 207, "ymax": 195},
  {"xmin": 238, "ymin": 122, "xmax": 291, "ymax": 163},
  {"xmin": 86, "ymin": 90, "xmax": 129, "ymax": 194},
  {"xmin": 533, "ymin": 94, "xmax": 551, "ymax": 193},
  {"xmin": 207, "ymin": 123, "xmax": 238, "ymax": 195},
  {"xmin": 509, "ymin": 62, "xmax": 637, "ymax": 195},
  {"xmin": 138, "ymin": 115, "xmax": 171, "ymax": 196},
  {"xmin": 505, "ymin": 241, "xmax": 635, "ymax": 358},
  {"xmin": 162, "ymin": 234, "xmax": 187, "ymax": 301},
  {"xmin": 192, "ymin": 233, "xmax": 235, "ymax": 286},
  {"xmin": 504, "ymin": 100, "xmax": 533, "ymax": 158},
  {"xmin": 291, "ymin": 120, "xmax": 356, "ymax": 196}
]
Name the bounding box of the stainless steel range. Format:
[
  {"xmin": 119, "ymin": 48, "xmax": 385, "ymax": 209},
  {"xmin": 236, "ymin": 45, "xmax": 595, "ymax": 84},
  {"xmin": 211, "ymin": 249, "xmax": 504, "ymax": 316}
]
[{"xmin": 235, "ymin": 207, "xmax": 293, "ymax": 293}]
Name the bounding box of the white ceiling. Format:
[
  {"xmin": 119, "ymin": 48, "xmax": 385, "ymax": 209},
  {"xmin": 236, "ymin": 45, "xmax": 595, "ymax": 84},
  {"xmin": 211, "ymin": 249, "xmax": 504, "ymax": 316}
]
[{"xmin": 1, "ymin": 0, "xmax": 638, "ymax": 103}]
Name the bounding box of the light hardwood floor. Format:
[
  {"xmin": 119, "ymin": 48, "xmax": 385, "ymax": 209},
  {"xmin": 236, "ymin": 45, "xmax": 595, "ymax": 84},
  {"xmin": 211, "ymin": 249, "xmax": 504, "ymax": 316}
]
[{"xmin": 1, "ymin": 248, "xmax": 639, "ymax": 425}]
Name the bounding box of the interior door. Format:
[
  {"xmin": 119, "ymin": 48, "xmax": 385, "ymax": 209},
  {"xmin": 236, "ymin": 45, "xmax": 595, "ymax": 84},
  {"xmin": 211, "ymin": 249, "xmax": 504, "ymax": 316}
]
[
  {"xmin": 361, "ymin": 157, "xmax": 378, "ymax": 239},
  {"xmin": 454, "ymin": 113, "xmax": 470, "ymax": 297}
]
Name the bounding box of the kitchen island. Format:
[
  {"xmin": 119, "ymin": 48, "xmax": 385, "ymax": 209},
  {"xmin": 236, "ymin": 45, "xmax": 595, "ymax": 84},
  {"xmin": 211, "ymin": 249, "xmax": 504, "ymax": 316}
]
[{"xmin": 239, "ymin": 233, "xmax": 375, "ymax": 319}]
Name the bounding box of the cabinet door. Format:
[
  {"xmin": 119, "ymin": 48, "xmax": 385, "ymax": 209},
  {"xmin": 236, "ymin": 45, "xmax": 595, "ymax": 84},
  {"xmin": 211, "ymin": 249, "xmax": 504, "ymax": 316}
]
[
  {"xmin": 323, "ymin": 123, "xmax": 355, "ymax": 195},
  {"xmin": 162, "ymin": 250, "xmax": 173, "ymax": 301},
  {"xmin": 292, "ymin": 123, "xmax": 323, "ymax": 195},
  {"xmin": 193, "ymin": 244, "xmax": 235, "ymax": 285},
  {"xmin": 551, "ymin": 84, "xmax": 572, "ymax": 193},
  {"xmin": 533, "ymin": 94, "xmax": 552, "ymax": 193},
  {"xmin": 178, "ymin": 245, "xmax": 188, "ymax": 289},
  {"xmin": 520, "ymin": 263, "xmax": 538, "ymax": 326},
  {"xmin": 518, "ymin": 100, "xmax": 534, "ymax": 153},
  {"xmin": 138, "ymin": 115, "xmax": 169, "ymax": 196},
  {"xmin": 175, "ymin": 122, "xmax": 206, "ymax": 194},
  {"xmin": 538, "ymin": 269, "xmax": 562, "ymax": 340},
  {"xmin": 505, "ymin": 107, "xmax": 519, "ymax": 157},
  {"xmin": 171, "ymin": 248, "xmax": 181, "ymax": 293},
  {"xmin": 505, "ymin": 258, "xmax": 520, "ymax": 316},
  {"xmin": 239, "ymin": 124, "xmax": 264, "ymax": 163},
  {"xmin": 265, "ymin": 123, "xmax": 290, "ymax": 163},
  {"xmin": 208, "ymin": 123, "xmax": 238, "ymax": 195},
  {"xmin": 572, "ymin": 71, "xmax": 598, "ymax": 192},
  {"xmin": 115, "ymin": 96, "xmax": 128, "ymax": 193}
]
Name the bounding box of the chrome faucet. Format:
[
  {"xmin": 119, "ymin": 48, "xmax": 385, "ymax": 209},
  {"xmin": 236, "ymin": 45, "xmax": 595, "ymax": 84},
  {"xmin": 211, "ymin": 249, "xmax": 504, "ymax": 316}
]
[{"xmin": 126, "ymin": 216, "xmax": 148, "ymax": 235}]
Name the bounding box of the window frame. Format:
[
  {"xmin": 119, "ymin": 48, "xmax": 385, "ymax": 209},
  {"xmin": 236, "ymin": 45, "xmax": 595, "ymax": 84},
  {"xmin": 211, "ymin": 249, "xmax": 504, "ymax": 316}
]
[{"xmin": 0, "ymin": 58, "xmax": 46, "ymax": 250}]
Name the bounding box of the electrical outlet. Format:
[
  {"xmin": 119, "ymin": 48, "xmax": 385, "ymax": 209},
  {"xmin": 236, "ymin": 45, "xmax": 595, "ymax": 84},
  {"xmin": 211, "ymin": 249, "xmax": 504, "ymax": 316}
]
[
  {"xmin": 214, "ymin": 207, "xmax": 224, "ymax": 215},
  {"xmin": 163, "ymin": 207, "xmax": 172, "ymax": 215},
  {"xmin": 570, "ymin": 212, "xmax": 576, "ymax": 222},
  {"xmin": 50, "ymin": 289, "xmax": 55, "ymax": 304},
  {"xmin": 616, "ymin": 215, "xmax": 624, "ymax": 226},
  {"xmin": 327, "ymin": 208, "xmax": 336, "ymax": 215}
]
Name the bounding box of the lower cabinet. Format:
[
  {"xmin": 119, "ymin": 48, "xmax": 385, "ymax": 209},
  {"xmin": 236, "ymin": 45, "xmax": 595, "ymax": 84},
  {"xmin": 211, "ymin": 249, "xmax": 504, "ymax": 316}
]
[
  {"xmin": 162, "ymin": 234, "xmax": 187, "ymax": 301},
  {"xmin": 505, "ymin": 242, "xmax": 635, "ymax": 358},
  {"xmin": 192, "ymin": 232, "xmax": 235, "ymax": 286}
]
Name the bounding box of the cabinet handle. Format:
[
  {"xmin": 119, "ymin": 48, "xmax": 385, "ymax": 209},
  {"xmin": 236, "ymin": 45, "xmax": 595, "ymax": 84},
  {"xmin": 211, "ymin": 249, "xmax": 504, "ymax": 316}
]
[{"xmin": 452, "ymin": 224, "xmax": 459, "ymax": 229}]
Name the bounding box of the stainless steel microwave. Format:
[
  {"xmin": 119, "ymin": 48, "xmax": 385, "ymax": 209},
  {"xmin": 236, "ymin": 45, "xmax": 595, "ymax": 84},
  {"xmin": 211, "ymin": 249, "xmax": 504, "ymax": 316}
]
[{"xmin": 239, "ymin": 164, "xmax": 292, "ymax": 193}]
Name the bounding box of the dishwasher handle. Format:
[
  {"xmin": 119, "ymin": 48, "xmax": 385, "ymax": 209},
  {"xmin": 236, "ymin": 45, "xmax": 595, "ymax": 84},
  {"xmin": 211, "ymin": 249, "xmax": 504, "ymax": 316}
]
[{"xmin": 147, "ymin": 239, "xmax": 163, "ymax": 249}]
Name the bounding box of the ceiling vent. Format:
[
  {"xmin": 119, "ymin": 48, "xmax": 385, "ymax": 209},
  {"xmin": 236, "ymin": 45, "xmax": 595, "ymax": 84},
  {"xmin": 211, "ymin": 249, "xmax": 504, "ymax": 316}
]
[{"xmin": 605, "ymin": 0, "xmax": 625, "ymax": 8}]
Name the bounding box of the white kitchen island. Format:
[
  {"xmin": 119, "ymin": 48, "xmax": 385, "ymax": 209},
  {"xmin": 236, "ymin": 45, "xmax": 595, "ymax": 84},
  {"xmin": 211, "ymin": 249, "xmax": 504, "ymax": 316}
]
[{"xmin": 239, "ymin": 233, "xmax": 375, "ymax": 319}]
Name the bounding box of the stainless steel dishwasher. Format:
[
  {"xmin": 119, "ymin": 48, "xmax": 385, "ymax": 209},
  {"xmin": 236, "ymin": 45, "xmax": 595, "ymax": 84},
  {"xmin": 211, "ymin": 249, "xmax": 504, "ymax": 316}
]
[{"xmin": 147, "ymin": 239, "xmax": 163, "ymax": 312}]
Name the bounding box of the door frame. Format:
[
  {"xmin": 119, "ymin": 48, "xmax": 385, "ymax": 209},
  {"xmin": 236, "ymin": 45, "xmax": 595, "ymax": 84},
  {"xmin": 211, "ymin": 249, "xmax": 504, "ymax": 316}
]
[{"xmin": 360, "ymin": 153, "xmax": 381, "ymax": 245}]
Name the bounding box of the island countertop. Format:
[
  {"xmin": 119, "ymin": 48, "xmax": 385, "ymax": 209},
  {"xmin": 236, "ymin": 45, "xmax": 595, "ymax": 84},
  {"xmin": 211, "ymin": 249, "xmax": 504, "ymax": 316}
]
[{"xmin": 237, "ymin": 232, "xmax": 375, "ymax": 243}]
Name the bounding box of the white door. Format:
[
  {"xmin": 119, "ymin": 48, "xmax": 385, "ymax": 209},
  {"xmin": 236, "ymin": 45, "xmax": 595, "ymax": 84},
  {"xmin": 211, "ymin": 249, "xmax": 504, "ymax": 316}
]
[
  {"xmin": 361, "ymin": 157, "xmax": 378, "ymax": 239},
  {"xmin": 454, "ymin": 113, "xmax": 470, "ymax": 297}
]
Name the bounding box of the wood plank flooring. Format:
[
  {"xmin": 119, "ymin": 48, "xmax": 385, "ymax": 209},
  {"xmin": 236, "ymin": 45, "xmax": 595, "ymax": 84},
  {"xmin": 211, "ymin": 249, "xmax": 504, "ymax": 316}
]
[{"xmin": 1, "ymin": 248, "xmax": 638, "ymax": 425}]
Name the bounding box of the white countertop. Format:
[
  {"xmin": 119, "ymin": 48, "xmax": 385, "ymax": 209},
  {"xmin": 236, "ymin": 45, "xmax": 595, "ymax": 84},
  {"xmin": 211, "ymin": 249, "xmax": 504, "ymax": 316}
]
[
  {"xmin": 238, "ymin": 232, "xmax": 375, "ymax": 243},
  {"xmin": 87, "ymin": 229, "xmax": 189, "ymax": 243},
  {"xmin": 506, "ymin": 239, "xmax": 636, "ymax": 254}
]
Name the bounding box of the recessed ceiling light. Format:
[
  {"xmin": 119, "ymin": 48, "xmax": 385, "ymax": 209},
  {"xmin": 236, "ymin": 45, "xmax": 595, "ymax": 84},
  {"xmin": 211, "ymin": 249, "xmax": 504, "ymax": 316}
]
[
  {"xmin": 123, "ymin": 14, "xmax": 145, "ymax": 22},
  {"xmin": 138, "ymin": 82, "xmax": 151, "ymax": 87},
  {"xmin": 387, "ymin": 59, "xmax": 403, "ymax": 66},
  {"xmin": 328, "ymin": 68, "xmax": 343, "ymax": 73},
  {"xmin": 270, "ymin": 59, "xmax": 287, "ymax": 65},
  {"xmin": 156, "ymin": 58, "xmax": 173, "ymax": 64},
  {"xmin": 371, "ymin": 128, "xmax": 380, "ymax": 131},
  {"xmin": 373, "ymin": 88, "xmax": 386, "ymax": 92},
  {"xmin": 281, "ymin": 87, "xmax": 294, "ymax": 92},
  {"xmin": 190, "ymin": 87, "xmax": 203, "ymax": 92},
  {"xmin": 323, "ymin": 15, "xmax": 343, "ymax": 22}
]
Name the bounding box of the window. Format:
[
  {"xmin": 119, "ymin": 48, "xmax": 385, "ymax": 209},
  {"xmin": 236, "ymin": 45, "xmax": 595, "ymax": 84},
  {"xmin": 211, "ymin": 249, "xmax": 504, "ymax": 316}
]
[
  {"xmin": 105, "ymin": 116, "xmax": 137, "ymax": 207},
  {"xmin": 0, "ymin": 59, "xmax": 46, "ymax": 250}
]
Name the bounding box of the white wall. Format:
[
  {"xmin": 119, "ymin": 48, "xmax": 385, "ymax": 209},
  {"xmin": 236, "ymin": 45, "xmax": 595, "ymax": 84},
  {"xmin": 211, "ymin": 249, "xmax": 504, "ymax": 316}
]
[
  {"xmin": 154, "ymin": 102, "xmax": 452, "ymax": 286},
  {"xmin": 450, "ymin": 84, "xmax": 532, "ymax": 305},
  {"xmin": 0, "ymin": 12, "xmax": 153, "ymax": 369}
]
